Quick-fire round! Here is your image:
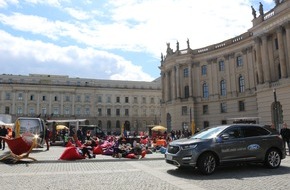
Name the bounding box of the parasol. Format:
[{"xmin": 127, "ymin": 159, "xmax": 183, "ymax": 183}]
[
  {"xmin": 56, "ymin": 125, "xmax": 68, "ymax": 130},
  {"xmin": 151, "ymin": 125, "xmax": 167, "ymax": 132}
]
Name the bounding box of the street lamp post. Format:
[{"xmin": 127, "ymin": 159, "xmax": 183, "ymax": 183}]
[{"xmin": 273, "ymin": 88, "xmax": 279, "ymax": 131}]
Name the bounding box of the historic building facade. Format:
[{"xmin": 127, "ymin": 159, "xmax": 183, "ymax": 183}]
[
  {"xmin": 0, "ymin": 74, "xmax": 161, "ymax": 134},
  {"xmin": 159, "ymin": 1, "xmax": 290, "ymax": 131}
]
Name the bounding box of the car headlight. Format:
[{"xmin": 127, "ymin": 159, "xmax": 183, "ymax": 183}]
[{"xmin": 180, "ymin": 144, "xmax": 197, "ymax": 150}]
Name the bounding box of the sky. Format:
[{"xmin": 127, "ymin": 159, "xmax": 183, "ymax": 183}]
[{"xmin": 0, "ymin": 0, "xmax": 275, "ymax": 82}]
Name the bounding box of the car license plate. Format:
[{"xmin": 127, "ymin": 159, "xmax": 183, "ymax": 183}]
[{"xmin": 166, "ymin": 155, "xmax": 172, "ymax": 160}]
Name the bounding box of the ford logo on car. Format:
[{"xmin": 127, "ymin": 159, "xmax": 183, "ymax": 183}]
[{"xmin": 247, "ymin": 144, "xmax": 260, "ymax": 150}]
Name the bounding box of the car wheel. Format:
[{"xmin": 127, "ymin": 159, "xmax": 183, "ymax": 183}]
[
  {"xmin": 264, "ymin": 148, "xmax": 281, "ymax": 168},
  {"xmin": 197, "ymin": 153, "xmax": 216, "ymax": 175}
]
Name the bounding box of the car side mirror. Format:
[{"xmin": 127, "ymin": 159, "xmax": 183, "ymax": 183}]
[{"xmin": 221, "ymin": 133, "xmax": 229, "ymax": 140}]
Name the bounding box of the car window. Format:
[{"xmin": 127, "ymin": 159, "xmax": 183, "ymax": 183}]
[
  {"xmin": 242, "ymin": 126, "xmax": 270, "ymax": 137},
  {"xmin": 222, "ymin": 127, "xmax": 242, "ymax": 139},
  {"xmin": 192, "ymin": 126, "xmax": 225, "ymax": 139}
]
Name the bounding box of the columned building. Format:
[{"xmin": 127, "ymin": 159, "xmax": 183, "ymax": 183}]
[
  {"xmin": 159, "ymin": 1, "xmax": 290, "ymax": 132},
  {"xmin": 0, "ymin": 74, "xmax": 161, "ymax": 134}
]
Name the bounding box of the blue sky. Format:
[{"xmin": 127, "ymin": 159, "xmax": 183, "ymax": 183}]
[{"xmin": 0, "ymin": 0, "xmax": 275, "ymax": 81}]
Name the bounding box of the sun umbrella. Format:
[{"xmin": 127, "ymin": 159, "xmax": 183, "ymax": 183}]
[
  {"xmin": 151, "ymin": 125, "xmax": 167, "ymax": 132},
  {"xmin": 56, "ymin": 125, "xmax": 68, "ymax": 130}
]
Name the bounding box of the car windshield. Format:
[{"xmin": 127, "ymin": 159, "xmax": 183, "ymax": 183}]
[{"xmin": 191, "ymin": 126, "xmax": 226, "ymax": 139}]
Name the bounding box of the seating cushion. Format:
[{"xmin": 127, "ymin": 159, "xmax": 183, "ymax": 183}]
[{"xmin": 59, "ymin": 147, "xmax": 85, "ymax": 160}]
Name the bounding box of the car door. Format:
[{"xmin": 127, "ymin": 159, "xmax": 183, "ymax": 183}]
[
  {"xmin": 241, "ymin": 125, "xmax": 270, "ymax": 160},
  {"xmin": 217, "ymin": 126, "xmax": 247, "ymax": 162}
]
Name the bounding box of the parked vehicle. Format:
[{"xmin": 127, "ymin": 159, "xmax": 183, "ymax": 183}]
[{"xmin": 165, "ymin": 124, "xmax": 286, "ymax": 175}]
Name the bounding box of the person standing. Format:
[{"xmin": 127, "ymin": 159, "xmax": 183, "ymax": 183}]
[
  {"xmin": 280, "ymin": 122, "xmax": 290, "ymax": 155},
  {"xmin": 45, "ymin": 127, "xmax": 50, "ymax": 151},
  {"xmin": 0, "ymin": 125, "xmax": 8, "ymax": 150}
]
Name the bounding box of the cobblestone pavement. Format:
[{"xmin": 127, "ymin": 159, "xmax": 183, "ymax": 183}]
[{"xmin": 0, "ymin": 146, "xmax": 290, "ymax": 190}]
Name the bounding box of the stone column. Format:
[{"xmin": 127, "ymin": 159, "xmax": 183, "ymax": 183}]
[
  {"xmin": 188, "ymin": 63, "xmax": 193, "ymax": 97},
  {"xmin": 267, "ymin": 35, "xmax": 275, "ymax": 81},
  {"xmin": 261, "ymin": 34, "xmax": 271, "ymax": 82},
  {"xmin": 224, "ymin": 55, "xmax": 231, "ymax": 94},
  {"xmin": 254, "ymin": 37, "xmax": 263, "ymax": 84},
  {"xmin": 161, "ymin": 72, "xmax": 165, "ymax": 102},
  {"xmin": 24, "ymin": 91, "xmax": 28, "ymax": 115},
  {"xmin": 172, "ymin": 67, "xmax": 176, "ymax": 100},
  {"xmin": 284, "ymin": 22, "xmax": 290, "ymax": 76},
  {"xmin": 176, "ymin": 66, "xmax": 180, "ymax": 98},
  {"xmin": 166, "ymin": 71, "xmax": 170, "ymax": 101},
  {"xmin": 277, "ymin": 26, "xmax": 287, "ymax": 78}
]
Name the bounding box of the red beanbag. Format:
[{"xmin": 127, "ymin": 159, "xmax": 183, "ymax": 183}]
[
  {"xmin": 126, "ymin": 153, "xmax": 136, "ymax": 159},
  {"xmin": 75, "ymin": 140, "xmax": 82, "ymax": 147},
  {"xmin": 93, "ymin": 145, "xmax": 103, "ymax": 154},
  {"xmin": 141, "ymin": 150, "xmax": 146, "ymax": 158},
  {"xmin": 66, "ymin": 141, "xmax": 74, "ymax": 147},
  {"xmin": 59, "ymin": 147, "xmax": 85, "ymax": 160}
]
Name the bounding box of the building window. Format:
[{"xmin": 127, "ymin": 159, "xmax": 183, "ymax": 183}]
[
  {"xmin": 76, "ymin": 107, "xmax": 81, "ymax": 115},
  {"xmin": 54, "ymin": 96, "xmax": 58, "ymax": 101},
  {"xmin": 29, "ymin": 108, "xmax": 35, "ymax": 115},
  {"xmin": 5, "ymin": 106, "xmax": 10, "ymax": 114},
  {"xmin": 150, "ymin": 97, "xmax": 154, "ymax": 104},
  {"xmin": 125, "ymin": 109, "xmax": 129, "ymax": 116},
  {"xmin": 201, "ymin": 65, "xmax": 207, "ymax": 75},
  {"xmin": 183, "ymin": 68, "xmax": 189, "ymax": 77},
  {"xmin": 30, "ymin": 95, "xmax": 34, "ymax": 101},
  {"xmin": 97, "ymin": 108, "xmax": 102, "ymax": 116},
  {"xmin": 85, "ymin": 95, "xmax": 90, "ymax": 102},
  {"xmin": 97, "ymin": 95, "xmax": 102, "ymax": 103},
  {"xmin": 220, "ymin": 80, "xmax": 226, "ymax": 96},
  {"xmin": 142, "ymin": 97, "xmax": 146, "ymax": 104},
  {"xmin": 5, "ymin": 93, "xmax": 11, "ymax": 100},
  {"xmin": 42, "ymin": 108, "xmax": 47, "ymax": 115},
  {"xmin": 125, "ymin": 97, "xmax": 129, "ymax": 103},
  {"xmin": 53, "ymin": 108, "xmax": 59, "ymax": 115},
  {"xmin": 107, "ymin": 108, "xmax": 111, "ymax": 116},
  {"xmin": 181, "ymin": 106, "xmax": 187, "ymax": 115},
  {"xmin": 65, "ymin": 96, "xmax": 70, "ymax": 102},
  {"xmin": 236, "ymin": 56, "xmax": 243, "ymax": 67},
  {"xmin": 134, "ymin": 97, "xmax": 138, "ymax": 103},
  {"xmin": 76, "ymin": 95, "xmax": 81, "ymax": 102},
  {"xmin": 116, "ymin": 96, "xmax": 120, "ymax": 103},
  {"xmin": 42, "ymin": 96, "xmax": 46, "ymax": 101},
  {"xmin": 220, "ymin": 102, "xmax": 227, "ymax": 113},
  {"xmin": 116, "ymin": 108, "xmax": 120, "ymax": 116},
  {"xmin": 184, "ymin": 85, "xmax": 189, "ymax": 98},
  {"xmin": 203, "ymin": 121, "xmax": 209, "ymax": 128},
  {"xmin": 203, "ymin": 83, "xmax": 209, "ymax": 98},
  {"xmin": 18, "ymin": 93, "xmax": 23, "ymax": 100},
  {"xmin": 203, "ymin": 105, "xmax": 208, "ymax": 114},
  {"xmin": 107, "ymin": 96, "xmax": 111, "ymax": 103},
  {"xmin": 17, "ymin": 107, "xmax": 23, "ymax": 114},
  {"xmin": 219, "ymin": 60, "xmax": 225, "ymax": 71},
  {"xmin": 239, "ymin": 101, "xmax": 245, "ymax": 111},
  {"xmin": 64, "ymin": 107, "xmax": 70, "ymax": 115},
  {"xmin": 85, "ymin": 108, "xmax": 90, "ymax": 115},
  {"xmin": 238, "ymin": 76, "xmax": 245, "ymax": 92},
  {"xmin": 275, "ymin": 38, "xmax": 278, "ymax": 50}
]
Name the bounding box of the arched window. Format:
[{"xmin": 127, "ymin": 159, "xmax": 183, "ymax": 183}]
[
  {"xmin": 239, "ymin": 76, "xmax": 245, "ymax": 92},
  {"xmin": 220, "ymin": 80, "xmax": 226, "ymax": 96},
  {"xmin": 203, "ymin": 83, "xmax": 209, "ymax": 98}
]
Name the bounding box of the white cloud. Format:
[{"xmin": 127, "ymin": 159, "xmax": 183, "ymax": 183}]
[
  {"xmin": 0, "ymin": 30, "xmax": 154, "ymax": 81},
  {"xmin": 0, "ymin": 0, "xmax": 275, "ymax": 81}
]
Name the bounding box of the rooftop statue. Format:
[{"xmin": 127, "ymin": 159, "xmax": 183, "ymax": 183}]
[
  {"xmin": 251, "ymin": 6, "xmax": 256, "ymax": 19},
  {"xmin": 259, "ymin": 2, "xmax": 264, "ymax": 16}
]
